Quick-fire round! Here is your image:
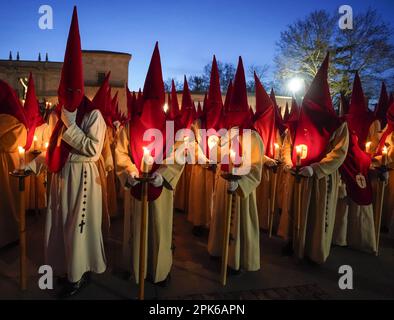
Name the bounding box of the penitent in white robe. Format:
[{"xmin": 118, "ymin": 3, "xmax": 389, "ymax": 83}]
[
  {"xmin": 29, "ymin": 110, "xmax": 107, "ymax": 282},
  {"xmin": 208, "ymin": 130, "xmax": 264, "ymax": 271},
  {"xmin": 116, "ymin": 125, "xmax": 184, "ymax": 284}
]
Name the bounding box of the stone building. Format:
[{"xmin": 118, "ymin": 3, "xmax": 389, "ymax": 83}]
[{"xmin": 0, "ymin": 50, "xmax": 131, "ymax": 110}]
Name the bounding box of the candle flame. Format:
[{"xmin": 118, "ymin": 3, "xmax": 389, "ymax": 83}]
[
  {"xmin": 274, "ymin": 143, "xmax": 279, "ymax": 149},
  {"xmin": 163, "ymin": 103, "xmax": 169, "ymax": 113},
  {"xmin": 143, "ymin": 146, "xmax": 150, "ymax": 156},
  {"xmin": 382, "ymin": 146, "xmax": 388, "ymax": 154},
  {"xmin": 44, "ymin": 142, "xmax": 49, "ymax": 150},
  {"xmin": 33, "ymin": 135, "xmax": 38, "ymax": 142},
  {"xmin": 366, "ymin": 141, "xmax": 371, "ymax": 149},
  {"xmin": 296, "ymin": 144, "xmax": 308, "ymax": 159},
  {"xmin": 18, "ymin": 146, "xmax": 25, "ymax": 155}
]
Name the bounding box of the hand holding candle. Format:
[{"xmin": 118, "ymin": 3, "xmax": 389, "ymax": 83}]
[{"xmin": 140, "ymin": 147, "xmax": 154, "ymax": 174}]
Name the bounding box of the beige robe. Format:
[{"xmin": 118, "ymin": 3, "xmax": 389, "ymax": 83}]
[
  {"xmin": 333, "ymin": 121, "xmax": 379, "ymax": 253},
  {"xmin": 25, "ymin": 123, "xmax": 51, "ymax": 210},
  {"xmin": 116, "ymin": 125, "xmax": 184, "ymax": 283},
  {"xmin": 371, "ymin": 126, "xmax": 394, "ymax": 238},
  {"xmin": 29, "ymin": 110, "xmax": 107, "ymax": 282},
  {"xmin": 0, "ymin": 114, "xmax": 27, "ymax": 247},
  {"xmin": 208, "ymin": 130, "xmax": 264, "ymax": 271},
  {"xmin": 187, "ymin": 162, "xmax": 215, "ymax": 227},
  {"xmin": 106, "ymin": 127, "xmax": 119, "ymax": 217},
  {"xmin": 256, "ymin": 132, "xmax": 282, "ymax": 230},
  {"xmin": 279, "ymin": 122, "xmax": 349, "ymax": 263}
]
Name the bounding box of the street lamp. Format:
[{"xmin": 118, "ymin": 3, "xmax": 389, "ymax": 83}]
[{"xmin": 288, "ymin": 77, "xmax": 304, "ymax": 96}]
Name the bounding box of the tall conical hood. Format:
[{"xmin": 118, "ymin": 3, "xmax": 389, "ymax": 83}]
[
  {"xmin": 224, "ymin": 57, "xmax": 251, "ymax": 129},
  {"xmin": 0, "ymin": 79, "xmax": 27, "ymax": 126},
  {"xmin": 92, "ymin": 72, "xmax": 110, "ymax": 112},
  {"xmin": 291, "ymin": 53, "xmax": 341, "ymax": 166},
  {"xmin": 374, "ymin": 82, "xmax": 389, "ymax": 127},
  {"xmin": 180, "ymin": 76, "xmax": 196, "ymax": 129},
  {"xmin": 223, "ymin": 80, "xmax": 233, "ymax": 114},
  {"xmin": 168, "ymin": 79, "xmax": 180, "ymax": 120},
  {"xmin": 270, "ymin": 88, "xmax": 286, "ymax": 135},
  {"xmin": 254, "ymin": 72, "xmax": 273, "ymax": 117},
  {"xmin": 204, "ymin": 55, "xmax": 223, "ymax": 129},
  {"xmin": 140, "ymin": 42, "xmax": 166, "ymax": 128},
  {"xmin": 24, "ymin": 73, "xmax": 44, "ymax": 149},
  {"xmin": 253, "ymin": 73, "xmax": 276, "ymax": 157},
  {"xmin": 58, "ymin": 6, "xmax": 84, "ymax": 111},
  {"xmin": 346, "ymin": 71, "xmax": 375, "ymax": 148}
]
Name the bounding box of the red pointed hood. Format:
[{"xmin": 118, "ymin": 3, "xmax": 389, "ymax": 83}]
[
  {"xmin": 24, "ymin": 73, "xmax": 44, "ymax": 150},
  {"xmin": 254, "ymin": 72, "xmax": 272, "ymax": 117},
  {"xmin": 286, "ymin": 97, "xmax": 300, "ymax": 141},
  {"xmin": 375, "ymin": 100, "xmax": 394, "ymax": 155},
  {"xmin": 168, "ymin": 79, "xmax": 180, "ymax": 120},
  {"xmin": 346, "ymin": 72, "xmax": 375, "ymax": 148},
  {"xmin": 374, "ymin": 82, "xmax": 389, "ymax": 128},
  {"xmin": 196, "ymin": 101, "xmax": 203, "ymax": 119},
  {"xmin": 180, "ymin": 76, "xmax": 196, "ymax": 129},
  {"xmin": 204, "ymin": 55, "xmax": 223, "ymax": 130},
  {"xmin": 126, "ymin": 85, "xmax": 134, "ymax": 121},
  {"xmin": 339, "ymin": 92, "xmax": 349, "ymax": 117},
  {"xmin": 58, "ymin": 6, "xmax": 84, "ymax": 111},
  {"xmin": 223, "ymin": 80, "xmax": 233, "ymax": 114},
  {"xmin": 128, "ymin": 42, "xmax": 167, "ymax": 201},
  {"xmin": 224, "ymin": 57, "xmax": 252, "ymax": 129},
  {"xmin": 0, "ymin": 79, "xmax": 27, "ymax": 126},
  {"xmin": 283, "ymin": 102, "xmax": 290, "ymax": 123},
  {"xmin": 140, "ymin": 42, "xmax": 166, "ymax": 129},
  {"xmin": 92, "ymin": 72, "xmax": 110, "ymax": 113},
  {"xmin": 253, "ymin": 73, "xmax": 277, "ymax": 158},
  {"xmin": 270, "ymin": 88, "xmax": 286, "ymax": 135},
  {"xmin": 292, "ymin": 53, "xmax": 341, "ymax": 166}
]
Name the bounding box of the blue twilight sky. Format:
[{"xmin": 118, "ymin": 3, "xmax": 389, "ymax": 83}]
[{"xmin": 0, "ymin": 0, "xmax": 393, "ymax": 90}]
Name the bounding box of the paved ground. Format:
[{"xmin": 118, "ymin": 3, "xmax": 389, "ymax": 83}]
[{"xmin": 0, "ymin": 209, "xmax": 393, "ymax": 300}]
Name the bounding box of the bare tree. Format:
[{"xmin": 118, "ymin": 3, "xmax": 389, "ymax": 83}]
[{"xmin": 274, "ymin": 8, "xmax": 394, "ymax": 101}]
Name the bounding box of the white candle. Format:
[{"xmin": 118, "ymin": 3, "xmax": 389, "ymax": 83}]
[
  {"xmin": 18, "ymin": 146, "xmax": 25, "ymax": 170},
  {"xmin": 295, "ymin": 145, "xmax": 302, "ymax": 167},
  {"xmin": 382, "ymin": 146, "xmax": 388, "ymax": 166},
  {"xmin": 274, "ymin": 143, "xmax": 280, "ymax": 160},
  {"xmin": 229, "ymin": 149, "xmax": 236, "ymax": 174},
  {"xmin": 295, "ymin": 144, "xmax": 308, "ymax": 167},
  {"xmin": 33, "ymin": 135, "xmax": 38, "ymax": 151},
  {"xmin": 140, "ymin": 147, "xmax": 154, "ymax": 174},
  {"xmin": 365, "ymin": 141, "xmax": 371, "ymax": 154}
]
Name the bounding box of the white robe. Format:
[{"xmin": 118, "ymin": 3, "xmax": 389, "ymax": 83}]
[{"xmin": 30, "ymin": 110, "xmax": 107, "ymax": 282}]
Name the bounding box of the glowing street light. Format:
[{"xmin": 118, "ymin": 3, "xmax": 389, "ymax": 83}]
[{"xmin": 288, "ymin": 77, "xmax": 304, "ymax": 95}]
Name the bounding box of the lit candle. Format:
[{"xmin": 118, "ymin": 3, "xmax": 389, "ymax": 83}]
[
  {"xmin": 365, "ymin": 141, "xmax": 371, "ymax": 154},
  {"xmin": 44, "ymin": 142, "xmax": 49, "ymax": 150},
  {"xmin": 229, "ymin": 149, "xmax": 236, "ymax": 174},
  {"xmin": 18, "ymin": 146, "xmax": 26, "ymax": 170},
  {"xmin": 163, "ymin": 103, "xmax": 169, "ymax": 113},
  {"xmin": 33, "ymin": 135, "xmax": 38, "ymax": 151},
  {"xmin": 382, "ymin": 146, "xmax": 388, "ymax": 166},
  {"xmin": 140, "ymin": 147, "xmax": 154, "ymax": 174},
  {"xmin": 295, "ymin": 144, "xmax": 308, "ymax": 167},
  {"xmin": 183, "ymin": 136, "xmax": 189, "ymax": 157},
  {"xmin": 274, "ymin": 143, "xmax": 280, "ymax": 160}
]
